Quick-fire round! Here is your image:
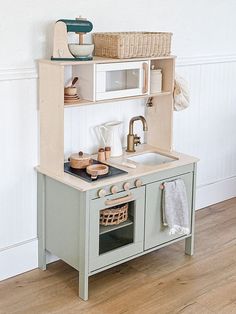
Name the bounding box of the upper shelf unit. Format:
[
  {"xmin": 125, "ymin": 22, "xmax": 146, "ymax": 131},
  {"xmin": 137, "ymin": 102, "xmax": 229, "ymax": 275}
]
[
  {"xmin": 38, "ymin": 56, "xmax": 175, "ymax": 176},
  {"xmin": 40, "ymin": 56, "xmax": 175, "ymax": 108}
]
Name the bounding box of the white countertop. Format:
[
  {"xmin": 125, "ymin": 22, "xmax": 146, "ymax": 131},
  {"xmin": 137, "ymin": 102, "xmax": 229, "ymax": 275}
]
[{"xmin": 36, "ymin": 144, "xmax": 199, "ymax": 192}]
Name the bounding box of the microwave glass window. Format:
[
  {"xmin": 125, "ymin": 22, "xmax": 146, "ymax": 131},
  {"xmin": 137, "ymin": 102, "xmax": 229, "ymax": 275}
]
[{"xmin": 106, "ymin": 69, "xmax": 140, "ymax": 92}]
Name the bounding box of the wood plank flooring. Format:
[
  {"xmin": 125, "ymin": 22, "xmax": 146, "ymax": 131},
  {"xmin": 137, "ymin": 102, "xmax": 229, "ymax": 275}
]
[{"xmin": 1, "ymin": 198, "xmax": 236, "ymax": 314}]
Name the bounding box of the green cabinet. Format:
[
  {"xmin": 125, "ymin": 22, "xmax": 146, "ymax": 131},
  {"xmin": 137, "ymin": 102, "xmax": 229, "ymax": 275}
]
[
  {"xmin": 37, "ymin": 165, "xmax": 196, "ymax": 301},
  {"xmin": 144, "ymin": 172, "xmax": 193, "ymax": 250}
]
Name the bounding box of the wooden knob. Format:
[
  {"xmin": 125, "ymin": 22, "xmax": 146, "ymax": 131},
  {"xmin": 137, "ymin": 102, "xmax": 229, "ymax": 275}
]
[
  {"xmin": 110, "ymin": 185, "xmax": 118, "ymax": 194},
  {"xmin": 135, "ymin": 179, "xmax": 142, "ymax": 187},
  {"xmin": 123, "ymin": 182, "xmax": 130, "ymax": 191},
  {"xmin": 98, "ymin": 189, "xmax": 106, "ymax": 198}
]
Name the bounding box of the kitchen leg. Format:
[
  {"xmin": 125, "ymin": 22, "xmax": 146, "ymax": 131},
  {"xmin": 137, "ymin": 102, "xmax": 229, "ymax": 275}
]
[
  {"xmin": 79, "ymin": 271, "xmax": 89, "ymax": 301},
  {"xmin": 185, "ymin": 164, "xmax": 197, "ymax": 256},
  {"xmin": 185, "ymin": 235, "xmax": 194, "ymax": 256},
  {"xmin": 37, "ymin": 173, "xmax": 46, "ymax": 270},
  {"xmin": 78, "ymin": 192, "xmax": 90, "ymax": 300}
]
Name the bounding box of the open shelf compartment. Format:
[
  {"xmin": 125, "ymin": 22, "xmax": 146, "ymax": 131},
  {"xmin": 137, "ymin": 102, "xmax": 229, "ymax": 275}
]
[
  {"xmin": 150, "ymin": 58, "xmax": 175, "ymax": 93},
  {"xmin": 64, "ymin": 63, "xmax": 95, "ymax": 105}
]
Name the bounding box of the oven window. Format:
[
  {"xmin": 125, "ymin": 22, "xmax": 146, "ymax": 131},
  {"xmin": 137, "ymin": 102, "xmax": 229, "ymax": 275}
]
[
  {"xmin": 105, "ymin": 69, "xmax": 140, "ymax": 92},
  {"xmin": 99, "ymin": 201, "xmax": 135, "ymax": 255}
]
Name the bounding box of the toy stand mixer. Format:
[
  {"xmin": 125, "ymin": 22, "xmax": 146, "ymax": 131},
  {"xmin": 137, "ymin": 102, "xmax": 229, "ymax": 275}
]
[{"xmin": 52, "ymin": 17, "xmax": 94, "ymax": 61}]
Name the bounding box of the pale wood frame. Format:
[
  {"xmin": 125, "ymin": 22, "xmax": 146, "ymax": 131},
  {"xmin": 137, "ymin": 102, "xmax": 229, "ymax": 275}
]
[{"xmin": 38, "ymin": 56, "xmax": 175, "ymax": 180}]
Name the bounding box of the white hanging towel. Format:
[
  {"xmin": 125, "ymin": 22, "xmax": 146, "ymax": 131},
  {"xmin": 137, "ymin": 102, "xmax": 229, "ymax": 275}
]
[
  {"xmin": 173, "ymin": 74, "xmax": 190, "ymax": 111},
  {"xmin": 162, "ymin": 179, "xmax": 190, "ymax": 235}
]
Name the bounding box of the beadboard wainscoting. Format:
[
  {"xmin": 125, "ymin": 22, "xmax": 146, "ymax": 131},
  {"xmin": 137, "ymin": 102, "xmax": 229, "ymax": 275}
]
[
  {"xmin": 0, "ymin": 55, "xmax": 236, "ymax": 281},
  {"xmin": 174, "ymin": 55, "xmax": 236, "ymax": 208}
]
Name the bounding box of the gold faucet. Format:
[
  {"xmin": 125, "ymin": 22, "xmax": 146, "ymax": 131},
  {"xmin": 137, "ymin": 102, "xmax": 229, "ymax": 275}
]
[{"xmin": 126, "ymin": 116, "xmax": 148, "ymax": 152}]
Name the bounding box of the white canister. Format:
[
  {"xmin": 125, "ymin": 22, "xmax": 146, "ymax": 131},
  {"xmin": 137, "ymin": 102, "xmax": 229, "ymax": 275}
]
[{"xmin": 150, "ymin": 68, "xmax": 162, "ymax": 94}]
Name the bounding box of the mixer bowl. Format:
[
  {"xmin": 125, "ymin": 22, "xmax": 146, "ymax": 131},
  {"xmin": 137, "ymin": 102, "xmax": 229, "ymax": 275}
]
[{"xmin": 68, "ymin": 44, "xmax": 94, "ymax": 57}]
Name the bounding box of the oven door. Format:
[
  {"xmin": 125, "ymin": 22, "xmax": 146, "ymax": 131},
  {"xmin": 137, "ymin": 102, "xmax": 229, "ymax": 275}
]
[
  {"xmin": 95, "ymin": 61, "xmax": 149, "ymax": 100},
  {"xmin": 89, "ymin": 186, "xmax": 145, "ymax": 272}
]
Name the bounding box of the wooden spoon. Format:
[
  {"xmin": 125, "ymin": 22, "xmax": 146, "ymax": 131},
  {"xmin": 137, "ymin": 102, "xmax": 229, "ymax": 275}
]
[{"xmin": 71, "ymin": 77, "xmax": 78, "ymax": 87}]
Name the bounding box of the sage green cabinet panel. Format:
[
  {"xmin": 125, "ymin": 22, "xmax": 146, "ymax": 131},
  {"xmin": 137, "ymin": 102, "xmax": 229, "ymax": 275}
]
[
  {"xmin": 45, "ymin": 177, "xmax": 81, "ymax": 270},
  {"xmin": 89, "ymin": 186, "xmax": 145, "ymax": 272},
  {"xmin": 144, "ymin": 172, "xmax": 193, "ymax": 250}
]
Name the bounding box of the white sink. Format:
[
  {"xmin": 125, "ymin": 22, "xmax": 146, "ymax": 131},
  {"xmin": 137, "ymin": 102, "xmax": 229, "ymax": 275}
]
[{"xmin": 127, "ymin": 152, "xmax": 177, "ymax": 166}]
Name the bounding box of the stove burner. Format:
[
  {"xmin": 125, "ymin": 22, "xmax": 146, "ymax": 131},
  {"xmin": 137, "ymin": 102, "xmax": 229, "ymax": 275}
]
[{"xmin": 64, "ymin": 160, "xmax": 127, "ymax": 182}]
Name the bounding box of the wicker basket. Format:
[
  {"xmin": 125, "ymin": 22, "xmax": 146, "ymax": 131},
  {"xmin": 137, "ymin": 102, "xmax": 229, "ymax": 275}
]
[
  {"xmin": 93, "ymin": 32, "xmax": 172, "ymax": 59},
  {"xmin": 100, "ymin": 203, "xmax": 128, "ymax": 226}
]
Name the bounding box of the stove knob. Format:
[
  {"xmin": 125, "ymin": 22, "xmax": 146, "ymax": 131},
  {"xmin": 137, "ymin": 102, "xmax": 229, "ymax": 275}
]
[
  {"xmin": 123, "ymin": 182, "xmax": 130, "ymax": 191},
  {"xmin": 98, "ymin": 189, "xmax": 106, "ymax": 198},
  {"xmin": 135, "ymin": 179, "xmax": 142, "ymax": 188},
  {"xmin": 111, "ymin": 185, "xmax": 118, "ymax": 194}
]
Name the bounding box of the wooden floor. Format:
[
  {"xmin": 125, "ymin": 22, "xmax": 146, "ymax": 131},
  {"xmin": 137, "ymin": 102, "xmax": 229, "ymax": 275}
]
[{"xmin": 1, "ymin": 198, "xmax": 236, "ymax": 314}]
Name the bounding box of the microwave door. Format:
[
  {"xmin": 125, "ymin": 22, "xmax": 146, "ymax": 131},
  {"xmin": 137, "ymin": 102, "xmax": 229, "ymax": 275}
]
[{"xmin": 96, "ymin": 61, "xmax": 149, "ymax": 100}]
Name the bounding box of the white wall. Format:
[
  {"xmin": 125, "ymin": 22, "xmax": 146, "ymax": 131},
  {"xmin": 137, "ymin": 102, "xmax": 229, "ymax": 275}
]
[{"xmin": 1, "ymin": 0, "xmax": 236, "ymax": 280}]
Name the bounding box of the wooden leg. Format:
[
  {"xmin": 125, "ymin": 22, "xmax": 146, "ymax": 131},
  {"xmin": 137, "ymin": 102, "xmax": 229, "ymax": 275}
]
[
  {"xmin": 185, "ymin": 235, "xmax": 194, "ymax": 256},
  {"xmin": 79, "ymin": 271, "xmax": 89, "ymax": 301},
  {"xmin": 37, "ymin": 173, "xmax": 47, "ymax": 270},
  {"xmin": 78, "ymin": 192, "xmax": 90, "ymax": 301}
]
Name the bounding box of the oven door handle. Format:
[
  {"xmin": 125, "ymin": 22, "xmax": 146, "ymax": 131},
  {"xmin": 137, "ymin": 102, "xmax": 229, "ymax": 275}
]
[{"xmin": 105, "ymin": 193, "xmax": 133, "ymax": 206}]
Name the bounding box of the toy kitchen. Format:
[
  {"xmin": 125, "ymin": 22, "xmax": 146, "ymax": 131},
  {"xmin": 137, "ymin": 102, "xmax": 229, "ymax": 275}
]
[{"xmin": 37, "ymin": 17, "xmax": 198, "ymax": 301}]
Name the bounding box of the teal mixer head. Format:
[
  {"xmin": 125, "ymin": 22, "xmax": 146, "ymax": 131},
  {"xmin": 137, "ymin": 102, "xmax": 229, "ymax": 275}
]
[{"xmin": 57, "ymin": 19, "xmax": 93, "ymax": 33}]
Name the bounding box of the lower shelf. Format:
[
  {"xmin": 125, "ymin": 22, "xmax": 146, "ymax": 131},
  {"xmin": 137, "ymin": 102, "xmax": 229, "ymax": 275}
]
[
  {"xmin": 100, "ymin": 218, "xmax": 133, "ymax": 235},
  {"xmin": 99, "ymin": 223, "xmax": 134, "ymax": 255},
  {"xmin": 64, "ymin": 91, "xmax": 171, "ymax": 108}
]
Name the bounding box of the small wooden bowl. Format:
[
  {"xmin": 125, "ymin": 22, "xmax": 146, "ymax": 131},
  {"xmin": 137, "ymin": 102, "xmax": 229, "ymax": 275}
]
[
  {"xmin": 86, "ymin": 164, "xmax": 109, "ymax": 178},
  {"xmin": 64, "ymin": 87, "xmax": 77, "ymax": 96}
]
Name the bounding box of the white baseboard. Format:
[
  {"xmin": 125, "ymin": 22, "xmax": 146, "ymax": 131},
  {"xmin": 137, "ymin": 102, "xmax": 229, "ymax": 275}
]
[
  {"xmin": 0, "ymin": 239, "xmax": 59, "ymax": 282},
  {"xmin": 46, "ymin": 251, "xmax": 59, "ymax": 264},
  {"xmin": 0, "ymin": 239, "xmax": 38, "ymax": 281},
  {"xmin": 196, "ymin": 176, "xmax": 236, "ymax": 209}
]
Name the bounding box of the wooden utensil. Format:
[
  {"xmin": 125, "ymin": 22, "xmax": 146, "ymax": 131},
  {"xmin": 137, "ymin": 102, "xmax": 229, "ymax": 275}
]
[
  {"xmin": 66, "ymin": 77, "xmax": 79, "ymax": 88},
  {"xmin": 71, "ymin": 77, "xmax": 78, "ymax": 87}
]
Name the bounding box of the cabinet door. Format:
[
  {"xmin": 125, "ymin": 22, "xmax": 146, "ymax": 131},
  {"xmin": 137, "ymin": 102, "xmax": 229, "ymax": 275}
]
[
  {"xmin": 89, "ymin": 186, "xmax": 145, "ymax": 272},
  {"xmin": 96, "ymin": 61, "xmax": 149, "ymax": 100},
  {"xmin": 145, "ymin": 172, "xmax": 193, "ymax": 250}
]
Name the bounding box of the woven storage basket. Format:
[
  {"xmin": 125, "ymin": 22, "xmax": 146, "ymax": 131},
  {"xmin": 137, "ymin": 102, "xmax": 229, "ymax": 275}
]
[
  {"xmin": 100, "ymin": 203, "xmax": 128, "ymax": 226},
  {"xmin": 93, "ymin": 32, "xmax": 172, "ymax": 59}
]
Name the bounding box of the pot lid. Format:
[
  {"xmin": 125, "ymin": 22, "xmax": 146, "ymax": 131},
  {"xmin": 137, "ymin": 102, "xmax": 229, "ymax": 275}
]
[{"xmin": 70, "ymin": 151, "xmax": 91, "ymax": 160}]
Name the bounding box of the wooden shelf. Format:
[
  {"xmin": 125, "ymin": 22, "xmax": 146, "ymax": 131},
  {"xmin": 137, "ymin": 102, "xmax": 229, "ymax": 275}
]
[
  {"xmin": 64, "ymin": 91, "xmax": 172, "ymax": 108},
  {"xmin": 40, "ymin": 55, "xmax": 176, "ymax": 66},
  {"xmin": 99, "ymin": 218, "xmax": 133, "ymax": 235}
]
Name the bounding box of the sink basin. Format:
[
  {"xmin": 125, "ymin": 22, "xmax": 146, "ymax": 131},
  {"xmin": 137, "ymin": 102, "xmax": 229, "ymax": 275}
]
[{"xmin": 127, "ymin": 152, "xmax": 177, "ymax": 166}]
